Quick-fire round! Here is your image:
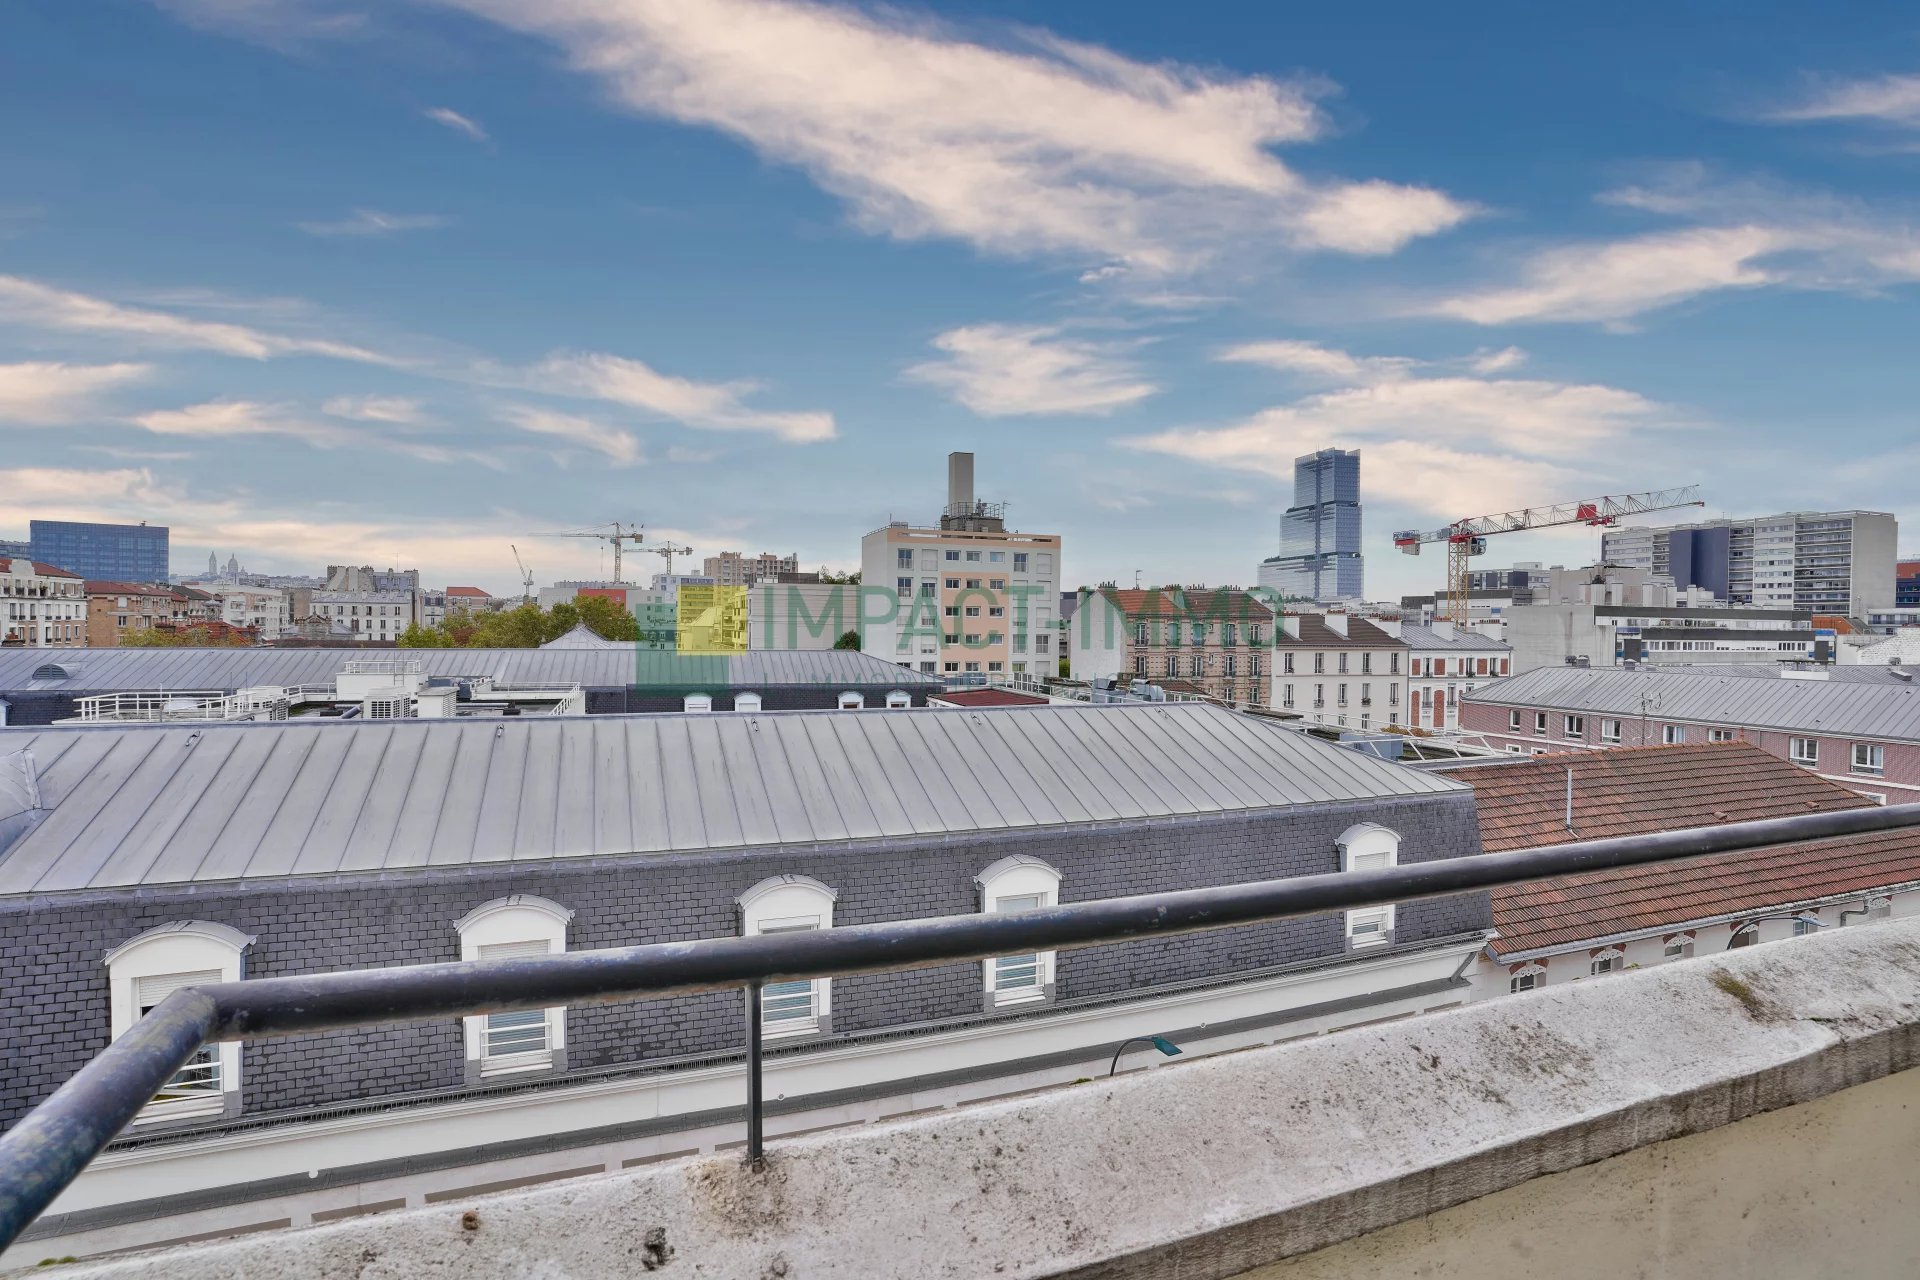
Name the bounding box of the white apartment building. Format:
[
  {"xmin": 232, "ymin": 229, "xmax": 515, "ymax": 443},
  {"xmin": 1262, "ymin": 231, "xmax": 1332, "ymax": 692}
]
[
  {"xmin": 310, "ymin": 590, "xmax": 420, "ymax": 642},
  {"xmin": 208, "ymin": 586, "xmax": 289, "ymax": 640},
  {"xmin": 705, "ymin": 551, "xmax": 799, "ymax": 587},
  {"xmin": 1389, "ymin": 621, "xmax": 1512, "ymax": 731},
  {"xmin": 860, "ymin": 453, "xmax": 1062, "ymax": 680},
  {"xmin": 1, "ymin": 558, "xmax": 85, "ymax": 647},
  {"xmin": 1602, "ymin": 510, "xmax": 1897, "ymax": 615},
  {"xmin": 1270, "ymin": 613, "xmax": 1409, "ymax": 731}
]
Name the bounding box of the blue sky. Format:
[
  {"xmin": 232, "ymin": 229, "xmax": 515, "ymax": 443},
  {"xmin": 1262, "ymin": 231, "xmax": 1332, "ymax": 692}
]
[{"xmin": 3, "ymin": 0, "xmax": 1918, "ymax": 597}]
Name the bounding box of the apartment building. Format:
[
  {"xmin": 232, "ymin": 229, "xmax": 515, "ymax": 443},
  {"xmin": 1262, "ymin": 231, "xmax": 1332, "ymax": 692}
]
[
  {"xmin": 1505, "ymin": 602, "xmax": 1826, "ymax": 674},
  {"xmin": 1459, "ymin": 664, "xmax": 1920, "ymax": 804},
  {"xmin": 860, "ymin": 452, "xmax": 1061, "ymax": 680},
  {"xmin": 1391, "ymin": 621, "xmax": 1511, "ymax": 730},
  {"xmin": 1271, "ymin": 613, "xmax": 1409, "ymax": 730},
  {"xmin": 211, "ymin": 586, "xmax": 290, "ymax": 640},
  {"xmin": 1, "ymin": 559, "xmax": 85, "ymax": 647},
  {"xmin": 1601, "ymin": 510, "xmax": 1897, "ymax": 615},
  {"xmin": 83, "ymin": 582, "xmax": 191, "ymax": 647},
  {"xmin": 1070, "ymin": 587, "xmax": 1274, "ymax": 706},
  {"xmin": 310, "ymin": 590, "xmax": 420, "ymax": 642},
  {"xmin": 704, "ymin": 551, "xmax": 799, "ymax": 587}
]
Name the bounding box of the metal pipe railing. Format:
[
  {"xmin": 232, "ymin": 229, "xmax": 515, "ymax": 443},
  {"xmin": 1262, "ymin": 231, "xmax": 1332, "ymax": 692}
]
[{"xmin": 2, "ymin": 802, "xmax": 1918, "ymax": 1249}]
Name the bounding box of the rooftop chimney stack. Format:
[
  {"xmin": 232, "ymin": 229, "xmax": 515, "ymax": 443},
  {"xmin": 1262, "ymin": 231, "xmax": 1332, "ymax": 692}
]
[{"xmin": 939, "ymin": 450, "xmax": 1006, "ymax": 531}]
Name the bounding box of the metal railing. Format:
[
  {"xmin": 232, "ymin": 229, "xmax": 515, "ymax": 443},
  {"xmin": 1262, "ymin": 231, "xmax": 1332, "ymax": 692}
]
[{"xmin": 2, "ymin": 802, "xmax": 1919, "ymax": 1250}]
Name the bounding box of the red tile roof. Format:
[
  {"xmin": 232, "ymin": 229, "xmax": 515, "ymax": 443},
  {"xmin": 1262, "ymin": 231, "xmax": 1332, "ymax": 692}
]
[
  {"xmin": 84, "ymin": 581, "xmax": 176, "ymax": 596},
  {"xmin": 932, "ymin": 689, "xmax": 1050, "ymax": 707},
  {"xmin": 4, "ymin": 559, "xmax": 80, "ymax": 579},
  {"xmin": 446, "ymin": 586, "xmax": 491, "ymax": 597},
  {"xmin": 1441, "ymin": 744, "xmax": 1902, "ymax": 957}
]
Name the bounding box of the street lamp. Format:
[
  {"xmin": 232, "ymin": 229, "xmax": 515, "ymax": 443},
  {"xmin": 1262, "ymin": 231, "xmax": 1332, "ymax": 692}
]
[{"xmin": 1108, "ymin": 1035, "xmax": 1182, "ymax": 1077}]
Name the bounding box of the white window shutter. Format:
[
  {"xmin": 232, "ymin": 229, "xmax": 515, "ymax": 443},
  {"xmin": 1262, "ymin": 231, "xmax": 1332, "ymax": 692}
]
[
  {"xmin": 1351, "ymin": 851, "xmax": 1392, "ymax": 873},
  {"xmin": 135, "ymin": 969, "xmax": 223, "ymax": 1011},
  {"xmin": 478, "ymin": 939, "xmax": 552, "ymax": 963}
]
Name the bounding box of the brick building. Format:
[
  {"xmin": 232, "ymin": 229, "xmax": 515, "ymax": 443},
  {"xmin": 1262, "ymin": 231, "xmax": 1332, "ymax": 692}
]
[
  {"xmin": 83, "ymin": 581, "xmax": 191, "ymax": 647},
  {"xmin": 0, "ymin": 703, "xmax": 1488, "ymax": 1249},
  {"xmin": 1459, "ymin": 664, "xmax": 1920, "ymax": 804},
  {"xmin": 1070, "ymin": 586, "xmax": 1274, "ymax": 707},
  {"xmin": 1391, "ymin": 621, "xmax": 1511, "ymax": 731}
]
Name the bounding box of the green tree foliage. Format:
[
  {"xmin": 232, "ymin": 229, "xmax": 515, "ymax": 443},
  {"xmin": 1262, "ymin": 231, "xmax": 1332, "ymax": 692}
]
[
  {"xmin": 833, "ymin": 628, "xmax": 862, "ymax": 650},
  {"xmin": 817, "ymin": 568, "xmax": 861, "ymax": 584},
  {"xmin": 398, "ymin": 597, "xmax": 643, "ymax": 648},
  {"xmin": 117, "ymin": 624, "xmax": 253, "ymax": 648}
]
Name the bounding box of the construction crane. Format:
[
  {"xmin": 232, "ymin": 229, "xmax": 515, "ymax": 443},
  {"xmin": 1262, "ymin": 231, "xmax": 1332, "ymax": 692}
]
[
  {"xmin": 510, "ymin": 544, "xmax": 535, "ymax": 605},
  {"xmin": 544, "ymin": 521, "xmax": 647, "ymax": 584},
  {"xmin": 635, "ymin": 541, "xmax": 694, "ymax": 580},
  {"xmin": 1393, "ymin": 486, "xmax": 1704, "ymax": 625}
]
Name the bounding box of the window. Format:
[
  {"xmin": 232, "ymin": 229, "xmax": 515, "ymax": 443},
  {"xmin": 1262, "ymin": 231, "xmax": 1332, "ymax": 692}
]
[
  {"xmin": 1134, "ymin": 654, "xmax": 1147, "ymax": 676},
  {"xmin": 683, "ymin": 693, "xmax": 713, "ymax": 713},
  {"xmin": 1588, "ymin": 948, "xmax": 1624, "ymax": 977},
  {"xmin": 1013, "ymin": 553, "xmax": 1028, "ymax": 571},
  {"xmin": 1338, "ymin": 823, "xmax": 1399, "ymax": 948},
  {"xmin": 964, "ymin": 606, "xmax": 980, "ymax": 617},
  {"xmin": 1852, "ymin": 743, "xmax": 1885, "ymax": 776},
  {"xmin": 1509, "ymin": 709, "xmax": 1521, "ymax": 731},
  {"xmin": 1707, "ymin": 728, "xmax": 1736, "ymax": 743},
  {"xmin": 1282, "ymin": 683, "xmax": 1294, "ymax": 708},
  {"xmin": 740, "ymin": 876, "xmax": 836, "ymax": 1035},
  {"xmin": 989, "ymin": 579, "xmax": 1006, "ymax": 591},
  {"xmin": 885, "ymin": 690, "xmax": 912, "ymax": 709},
  {"xmin": 1509, "ymin": 963, "xmax": 1544, "ymax": 994},
  {"xmin": 1793, "ymin": 915, "xmax": 1819, "ymax": 937},
  {"xmin": 965, "ymin": 578, "xmax": 982, "ymax": 590},
  {"xmin": 1601, "ymin": 719, "xmax": 1622, "ymax": 744},
  {"xmin": 896, "ymin": 577, "xmax": 913, "ymax": 596},
  {"xmin": 897, "ymin": 549, "xmax": 914, "ymax": 568},
  {"xmin": 1663, "ymin": 933, "xmax": 1695, "ymax": 960},
  {"xmin": 990, "ymin": 551, "xmax": 1005, "ymax": 562},
  {"xmin": 945, "ymin": 550, "xmax": 961, "ymax": 561},
  {"xmin": 106, "ymin": 922, "xmax": 253, "ymax": 1121},
  {"xmin": 456, "ymin": 897, "xmax": 572, "ymax": 1077},
  {"xmin": 1313, "ymin": 653, "xmax": 1325, "ymax": 673},
  {"xmin": 1789, "ymin": 737, "xmax": 1819, "ymax": 765},
  {"xmin": 945, "ymin": 578, "xmax": 960, "ymax": 589},
  {"xmin": 1662, "ymin": 725, "xmax": 1684, "ymax": 745},
  {"xmin": 1564, "ymin": 715, "xmax": 1584, "ymax": 738},
  {"xmin": 1338, "ymin": 653, "xmax": 1350, "ymax": 674},
  {"xmin": 734, "ymin": 692, "xmax": 763, "ymax": 713},
  {"xmin": 1729, "ymin": 923, "xmax": 1760, "ymax": 949},
  {"xmin": 837, "ymin": 691, "xmax": 866, "ymax": 710},
  {"xmin": 1361, "ymin": 653, "xmax": 1372, "ymax": 674},
  {"xmin": 1283, "ymin": 653, "xmax": 1295, "ymax": 674},
  {"xmin": 965, "ymin": 550, "xmax": 982, "ymax": 562},
  {"xmin": 977, "ymin": 856, "xmax": 1062, "ymax": 1007},
  {"xmin": 1390, "ymin": 653, "xmax": 1401, "ymax": 674},
  {"xmin": 1534, "ymin": 712, "xmax": 1548, "ymax": 736}
]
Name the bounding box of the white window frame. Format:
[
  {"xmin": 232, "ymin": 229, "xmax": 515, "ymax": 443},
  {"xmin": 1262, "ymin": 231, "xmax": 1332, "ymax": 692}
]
[
  {"xmin": 1662, "ymin": 724, "xmax": 1684, "ymax": 745},
  {"xmin": 837, "ymin": 691, "xmax": 865, "ymax": 710},
  {"xmin": 1852, "ymin": 742, "xmax": 1885, "ymax": 776},
  {"xmin": 1662, "ymin": 932, "xmax": 1695, "ymax": 960},
  {"xmin": 106, "ymin": 922, "xmax": 254, "ymax": 1122},
  {"xmin": 1564, "ymin": 714, "xmax": 1584, "ymax": 738},
  {"xmin": 1508, "ymin": 962, "xmax": 1545, "ymax": 994},
  {"xmin": 1338, "ymin": 823, "xmax": 1400, "ymax": 948},
  {"xmin": 1601, "ymin": 719, "xmax": 1622, "ymax": 744},
  {"xmin": 733, "ymin": 691, "xmax": 763, "ymax": 713},
  {"xmin": 1707, "ymin": 728, "xmax": 1736, "ymax": 743},
  {"xmin": 740, "ymin": 876, "xmax": 837, "ymax": 1037},
  {"xmin": 683, "ymin": 693, "xmax": 713, "ymax": 713},
  {"xmin": 456, "ymin": 896, "xmax": 572, "ymax": 1076},
  {"xmin": 976, "ymin": 856, "xmax": 1062, "ymax": 1006},
  {"xmin": 1588, "ymin": 947, "xmax": 1625, "ymax": 977},
  {"xmin": 1789, "ymin": 737, "xmax": 1818, "ymax": 765},
  {"xmin": 885, "ymin": 690, "xmax": 912, "ymax": 709}
]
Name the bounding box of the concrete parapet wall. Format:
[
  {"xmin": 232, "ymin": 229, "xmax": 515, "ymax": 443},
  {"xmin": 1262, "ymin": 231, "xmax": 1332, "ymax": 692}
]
[{"xmin": 43, "ymin": 915, "xmax": 1920, "ymax": 1279}]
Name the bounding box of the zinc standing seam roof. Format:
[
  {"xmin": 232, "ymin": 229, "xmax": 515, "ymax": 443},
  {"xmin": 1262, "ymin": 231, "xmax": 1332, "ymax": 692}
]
[
  {"xmin": 0, "ymin": 703, "xmax": 1463, "ymax": 895},
  {"xmin": 0, "ymin": 647, "xmax": 939, "ymax": 693},
  {"xmin": 1465, "ymin": 666, "xmax": 1920, "ymax": 743}
]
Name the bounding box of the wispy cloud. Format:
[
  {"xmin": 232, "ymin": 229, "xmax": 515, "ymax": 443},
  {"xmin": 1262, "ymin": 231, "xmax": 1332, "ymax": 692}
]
[
  {"xmin": 1766, "ymin": 73, "xmax": 1920, "ymax": 127},
  {"xmin": 0, "ymin": 361, "xmax": 152, "ymax": 425},
  {"xmin": 517, "ymin": 352, "xmax": 835, "ymax": 442},
  {"xmin": 150, "ymin": 0, "xmax": 367, "ymax": 49},
  {"xmin": 906, "ymin": 324, "xmax": 1157, "ymax": 416},
  {"xmin": 427, "ymin": 0, "xmax": 1472, "ymax": 273},
  {"xmin": 0, "ymin": 273, "xmax": 407, "ymax": 364},
  {"xmin": 424, "ymin": 106, "xmax": 489, "ymax": 142},
  {"xmin": 132, "ymin": 399, "xmax": 505, "ymax": 468},
  {"xmin": 296, "ymin": 209, "xmax": 451, "ymax": 237},
  {"xmin": 322, "ymin": 394, "xmax": 430, "ymax": 424},
  {"xmin": 1216, "ymin": 339, "xmax": 1416, "ymax": 384},
  {"xmin": 1125, "ymin": 341, "xmax": 1672, "ymax": 517},
  {"xmin": 496, "ymin": 404, "xmax": 645, "ymax": 466}
]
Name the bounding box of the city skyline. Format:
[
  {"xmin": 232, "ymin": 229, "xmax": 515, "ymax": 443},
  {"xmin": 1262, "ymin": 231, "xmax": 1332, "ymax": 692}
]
[{"xmin": 4, "ymin": 2, "xmax": 1920, "ymax": 595}]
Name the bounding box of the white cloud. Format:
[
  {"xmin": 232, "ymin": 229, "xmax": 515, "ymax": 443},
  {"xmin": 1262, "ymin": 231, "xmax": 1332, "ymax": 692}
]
[
  {"xmin": 0, "ymin": 361, "xmax": 151, "ymax": 424},
  {"xmin": 0, "ymin": 273, "xmax": 406, "ymax": 365},
  {"xmin": 905, "ymin": 324, "xmax": 1157, "ymax": 416},
  {"xmin": 296, "ymin": 209, "xmax": 451, "ymax": 237},
  {"xmin": 424, "ymin": 106, "xmax": 489, "ymax": 142},
  {"xmin": 1123, "ymin": 341, "xmax": 1672, "ymax": 519},
  {"xmin": 497, "ymin": 404, "xmax": 645, "ymax": 466},
  {"xmin": 1768, "ymin": 74, "xmax": 1920, "ymax": 127},
  {"xmin": 132, "ymin": 399, "xmax": 357, "ymax": 445},
  {"xmin": 430, "ymin": 0, "xmax": 1472, "ymax": 271},
  {"xmin": 151, "ymin": 0, "xmax": 366, "ymax": 47},
  {"xmin": 1216, "ymin": 340, "xmax": 1414, "ymax": 384},
  {"xmin": 520, "ymin": 352, "xmax": 835, "ymax": 442},
  {"xmin": 1467, "ymin": 346, "xmax": 1527, "ymax": 374},
  {"xmin": 665, "ymin": 444, "xmax": 721, "ymax": 464},
  {"xmin": 323, "ymin": 394, "xmax": 430, "ymax": 424}
]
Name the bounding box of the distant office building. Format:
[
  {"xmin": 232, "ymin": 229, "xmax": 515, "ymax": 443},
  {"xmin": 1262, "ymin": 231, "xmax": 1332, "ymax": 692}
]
[
  {"xmin": 1898, "ymin": 558, "xmax": 1920, "ymax": 609},
  {"xmin": 859, "ymin": 452, "xmax": 1062, "ymax": 680},
  {"xmin": 28, "ymin": 520, "xmax": 168, "ymax": 583},
  {"xmin": 704, "ymin": 551, "xmax": 799, "ymax": 587},
  {"xmin": 1601, "ymin": 511, "xmax": 1897, "ymax": 615},
  {"xmin": 1257, "ymin": 449, "xmax": 1362, "ymax": 603},
  {"xmin": 0, "ymin": 539, "xmax": 29, "ymax": 561}
]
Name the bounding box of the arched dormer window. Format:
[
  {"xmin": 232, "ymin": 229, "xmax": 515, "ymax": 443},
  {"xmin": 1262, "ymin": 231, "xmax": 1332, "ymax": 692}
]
[
  {"xmin": 738, "ymin": 876, "xmax": 836, "ymax": 1037},
  {"xmin": 1508, "ymin": 961, "xmax": 1545, "ymax": 994},
  {"xmin": 1337, "ymin": 823, "xmax": 1400, "ymax": 949},
  {"xmin": 1588, "ymin": 946, "xmax": 1625, "ymax": 976},
  {"xmin": 976, "ymin": 856, "xmax": 1062, "ymax": 1008},
  {"xmin": 105, "ymin": 921, "xmax": 253, "ymax": 1122},
  {"xmin": 456, "ymin": 896, "xmax": 573, "ymax": 1077},
  {"xmin": 684, "ymin": 693, "xmax": 713, "ymax": 713},
  {"xmin": 734, "ymin": 691, "xmax": 763, "ymax": 713},
  {"xmin": 885, "ymin": 690, "xmax": 912, "ymax": 709},
  {"xmin": 837, "ymin": 691, "xmax": 865, "ymax": 710}
]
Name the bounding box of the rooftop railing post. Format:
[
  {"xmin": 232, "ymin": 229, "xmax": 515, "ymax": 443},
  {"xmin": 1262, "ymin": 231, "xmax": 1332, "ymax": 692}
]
[{"xmin": 745, "ymin": 982, "xmax": 765, "ymax": 1169}]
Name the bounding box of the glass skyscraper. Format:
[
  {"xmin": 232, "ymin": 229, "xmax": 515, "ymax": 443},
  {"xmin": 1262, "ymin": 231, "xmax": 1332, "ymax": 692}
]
[
  {"xmin": 29, "ymin": 520, "xmax": 170, "ymax": 583},
  {"xmin": 1257, "ymin": 449, "xmax": 1363, "ymax": 602}
]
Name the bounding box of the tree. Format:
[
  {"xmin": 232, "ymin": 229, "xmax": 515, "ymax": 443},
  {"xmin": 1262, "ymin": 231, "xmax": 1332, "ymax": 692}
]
[
  {"xmin": 1057, "ymin": 656, "xmax": 1070, "ymax": 678},
  {"xmin": 397, "ymin": 597, "xmax": 643, "ymax": 648},
  {"xmin": 574, "ymin": 594, "xmax": 641, "ymax": 642},
  {"xmin": 118, "ymin": 624, "xmax": 252, "ymax": 648},
  {"xmin": 397, "ymin": 622, "xmax": 450, "ymax": 648},
  {"xmin": 818, "ymin": 568, "xmax": 861, "ymax": 585},
  {"xmin": 834, "ymin": 629, "xmax": 862, "ymax": 650}
]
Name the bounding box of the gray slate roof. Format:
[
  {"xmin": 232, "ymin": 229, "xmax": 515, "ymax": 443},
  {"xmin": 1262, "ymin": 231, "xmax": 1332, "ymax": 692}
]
[
  {"xmin": 1463, "ymin": 666, "xmax": 1920, "ymax": 743},
  {"xmin": 0, "ymin": 647, "xmax": 939, "ymax": 693},
  {"xmin": 0, "ymin": 703, "xmax": 1462, "ymax": 895},
  {"xmin": 1397, "ymin": 625, "xmax": 1510, "ymax": 652}
]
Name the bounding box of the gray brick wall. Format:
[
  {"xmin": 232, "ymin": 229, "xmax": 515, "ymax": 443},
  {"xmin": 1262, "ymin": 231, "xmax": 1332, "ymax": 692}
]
[{"xmin": 0, "ymin": 792, "xmax": 1485, "ymax": 1131}]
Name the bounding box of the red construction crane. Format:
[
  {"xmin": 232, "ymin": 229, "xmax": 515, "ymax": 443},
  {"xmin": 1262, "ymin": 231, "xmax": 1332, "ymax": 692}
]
[{"xmin": 1393, "ymin": 486, "xmax": 1705, "ymax": 625}]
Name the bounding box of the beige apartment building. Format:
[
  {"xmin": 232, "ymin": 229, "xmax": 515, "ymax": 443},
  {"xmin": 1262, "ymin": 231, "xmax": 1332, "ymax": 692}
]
[
  {"xmin": 859, "ymin": 453, "xmax": 1061, "ymax": 680},
  {"xmin": 704, "ymin": 551, "xmax": 799, "ymax": 587},
  {"xmin": 1, "ymin": 559, "xmax": 86, "ymax": 647},
  {"xmin": 1070, "ymin": 587, "xmax": 1275, "ymax": 706},
  {"xmin": 84, "ymin": 581, "xmax": 191, "ymax": 647}
]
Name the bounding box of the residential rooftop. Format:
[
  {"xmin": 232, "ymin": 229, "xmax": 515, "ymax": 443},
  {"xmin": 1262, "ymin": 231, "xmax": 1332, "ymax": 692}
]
[{"xmin": 1397, "ymin": 623, "xmax": 1511, "ymax": 651}]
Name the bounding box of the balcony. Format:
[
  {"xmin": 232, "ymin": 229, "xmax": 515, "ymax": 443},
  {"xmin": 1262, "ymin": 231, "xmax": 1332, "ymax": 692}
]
[{"xmin": 33, "ymin": 901, "xmax": 1920, "ymax": 1279}]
